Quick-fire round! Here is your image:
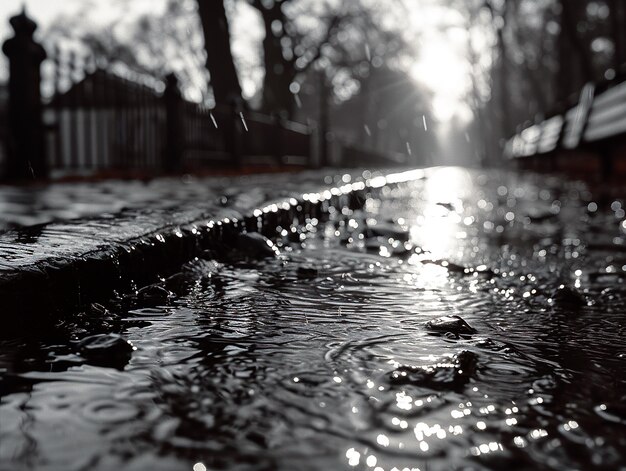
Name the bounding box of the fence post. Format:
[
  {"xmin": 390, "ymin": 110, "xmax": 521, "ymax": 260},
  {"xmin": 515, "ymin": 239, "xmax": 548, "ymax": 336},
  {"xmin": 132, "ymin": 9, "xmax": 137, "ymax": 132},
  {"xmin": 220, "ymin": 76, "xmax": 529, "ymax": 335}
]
[
  {"xmin": 163, "ymin": 73, "xmax": 183, "ymax": 173},
  {"xmin": 272, "ymin": 112, "xmax": 284, "ymax": 166},
  {"xmin": 318, "ymin": 71, "xmax": 330, "ymax": 168},
  {"xmin": 2, "ymin": 9, "xmax": 47, "ymax": 180},
  {"xmin": 227, "ymin": 97, "xmax": 243, "ymax": 168}
]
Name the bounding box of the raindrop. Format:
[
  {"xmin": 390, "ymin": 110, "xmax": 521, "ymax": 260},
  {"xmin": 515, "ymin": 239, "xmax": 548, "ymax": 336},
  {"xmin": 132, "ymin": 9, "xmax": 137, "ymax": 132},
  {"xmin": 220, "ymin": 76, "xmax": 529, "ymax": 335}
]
[
  {"xmin": 345, "ymin": 448, "xmax": 360, "ymax": 466},
  {"xmin": 406, "ymin": 142, "xmax": 412, "ymax": 155},
  {"xmin": 210, "ymin": 112, "xmax": 218, "ymax": 128},
  {"xmin": 239, "ymin": 112, "xmax": 248, "ymax": 132},
  {"xmin": 422, "ymin": 115, "xmax": 428, "ymax": 131}
]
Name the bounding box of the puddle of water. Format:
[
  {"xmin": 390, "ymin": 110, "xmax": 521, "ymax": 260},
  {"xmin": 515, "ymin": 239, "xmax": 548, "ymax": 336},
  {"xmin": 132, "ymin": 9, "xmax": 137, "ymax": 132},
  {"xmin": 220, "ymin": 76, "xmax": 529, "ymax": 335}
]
[{"xmin": 1, "ymin": 168, "xmax": 626, "ymax": 470}]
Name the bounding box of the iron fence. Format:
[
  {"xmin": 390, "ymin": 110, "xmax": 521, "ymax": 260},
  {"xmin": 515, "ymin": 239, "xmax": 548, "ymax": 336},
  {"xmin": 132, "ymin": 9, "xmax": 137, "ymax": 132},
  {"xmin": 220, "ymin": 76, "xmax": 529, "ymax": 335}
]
[{"xmin": 1, "ymin": 10, "xmax": 313, "ymax": 181}]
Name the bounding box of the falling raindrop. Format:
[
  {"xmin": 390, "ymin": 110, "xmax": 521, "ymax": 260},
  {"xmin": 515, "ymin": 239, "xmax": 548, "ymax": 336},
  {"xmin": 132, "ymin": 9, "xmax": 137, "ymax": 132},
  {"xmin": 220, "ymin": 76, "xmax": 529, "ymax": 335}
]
[
  {"xmin": 364, "ymin": 124, "xmax": 371, "ymax": 136},
  {"xmin": 422, "ymin": 115, "xmax": 428, "ymax": 131},
  {"xmin": 294, "ymin": 93, "xmax": 302, "ymax": 108},
  {"xmin": 406, "ymin": 142, "xmax": 412, "ymax": 155},
  {"xmin": 210, "ymin": 112, "xmax": 218, "ymax": 129},
  {"xmin": 240, "ymin": 112, "xmax": 248, "ymax": 132},
  {"xmin": 365, "ymin": 44, "xmax": 371, "ymax": 62}
]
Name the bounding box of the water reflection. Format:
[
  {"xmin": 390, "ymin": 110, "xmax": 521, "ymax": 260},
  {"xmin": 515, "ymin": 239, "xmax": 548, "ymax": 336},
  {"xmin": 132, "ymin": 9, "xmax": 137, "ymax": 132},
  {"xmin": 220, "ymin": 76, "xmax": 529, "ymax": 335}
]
[
  {"xmin": 1, "ymin": 168, "xmax": 626, "ymax": 470},
  {"xmin": 411, "ymin": 168, "xmax": 472, "ymax": 259}
]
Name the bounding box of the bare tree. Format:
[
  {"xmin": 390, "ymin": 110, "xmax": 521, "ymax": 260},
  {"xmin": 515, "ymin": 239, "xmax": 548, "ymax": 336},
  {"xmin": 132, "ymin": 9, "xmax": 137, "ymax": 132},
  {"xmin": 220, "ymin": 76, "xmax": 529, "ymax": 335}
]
[
  {"xmin": 246, "ymin": 0, "xmax": 342, "ymax": 117},
  {"xmin": 195, "ymin": 0, "xmax": 243, "ymax": 105},
  {"xmin": 246, "ymin": 0, "xmax": 413, "ymax": 118}
]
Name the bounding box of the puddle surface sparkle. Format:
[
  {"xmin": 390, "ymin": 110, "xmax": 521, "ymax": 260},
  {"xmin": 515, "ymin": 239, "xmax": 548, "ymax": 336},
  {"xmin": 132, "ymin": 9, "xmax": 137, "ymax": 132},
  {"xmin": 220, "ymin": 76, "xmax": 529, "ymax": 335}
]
[{"xmin": 2, "ymin": 168, "xmax": 626, "ymax": 470}]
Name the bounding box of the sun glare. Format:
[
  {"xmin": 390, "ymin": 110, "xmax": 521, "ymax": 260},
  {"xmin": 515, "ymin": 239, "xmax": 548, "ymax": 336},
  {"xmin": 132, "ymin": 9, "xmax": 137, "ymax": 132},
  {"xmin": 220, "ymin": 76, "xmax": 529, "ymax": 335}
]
[
  {"xmin": 407, "ymin": 1, "xmax": 473, "ymax": 124},
  {"xmin": 410, "ymin": 37, "xmax": 471, "ymax": 123},
  {"xmin": 410, "ymin": 167, "xmax": 473, "ymax": 258}
]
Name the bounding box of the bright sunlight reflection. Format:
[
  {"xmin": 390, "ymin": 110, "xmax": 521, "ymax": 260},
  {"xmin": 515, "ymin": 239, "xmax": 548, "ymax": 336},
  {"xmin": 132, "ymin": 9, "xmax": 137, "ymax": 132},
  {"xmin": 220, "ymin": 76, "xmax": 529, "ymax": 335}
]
[
  {"xmin": 410, "ymin": 168, "xmax": 473, "ymax": 258},
  {"xmin": 410, "ymin": 38, "xmax": 471, "ymax": 123},
  {"xmin": 409, "ymin": 2, "xmax": 474, "ymax": 123}
]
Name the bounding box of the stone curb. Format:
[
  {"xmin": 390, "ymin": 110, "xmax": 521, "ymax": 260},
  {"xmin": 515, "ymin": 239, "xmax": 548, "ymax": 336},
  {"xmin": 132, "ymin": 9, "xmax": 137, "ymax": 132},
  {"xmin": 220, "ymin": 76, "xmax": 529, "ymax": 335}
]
[{"xmin": 0, "ymin": 169, "xmax": 425, "ymax": 331}]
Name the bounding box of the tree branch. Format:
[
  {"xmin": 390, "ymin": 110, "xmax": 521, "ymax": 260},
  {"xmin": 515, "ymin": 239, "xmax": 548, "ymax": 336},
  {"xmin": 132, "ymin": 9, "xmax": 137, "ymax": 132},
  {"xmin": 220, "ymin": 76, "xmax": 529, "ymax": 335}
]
[{"xmin": 296, "ymin": 14, "xmax": 342, "ymax": 72}]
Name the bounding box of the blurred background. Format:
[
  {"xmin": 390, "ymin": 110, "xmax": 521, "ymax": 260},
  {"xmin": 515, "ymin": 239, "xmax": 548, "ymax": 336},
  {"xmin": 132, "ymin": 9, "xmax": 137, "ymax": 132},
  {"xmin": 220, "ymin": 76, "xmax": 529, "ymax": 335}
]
[{"xmin": 0, "ymin": 0, "xmax": 624, "ymax": 178}]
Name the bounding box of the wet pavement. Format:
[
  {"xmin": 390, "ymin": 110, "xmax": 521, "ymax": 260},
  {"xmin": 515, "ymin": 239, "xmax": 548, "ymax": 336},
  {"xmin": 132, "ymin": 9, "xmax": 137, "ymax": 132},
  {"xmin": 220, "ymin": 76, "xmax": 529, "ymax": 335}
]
[
  {"xmin": 0, "ymin": 171, "xmax": 375, "ymax": 234},
  {"xmin": 1, "ymin": 167, "xmax": 626, "ymax": 471},
  {"xmin": 0, "ymin": 168, "xmax": 407, "ymax": 327}
]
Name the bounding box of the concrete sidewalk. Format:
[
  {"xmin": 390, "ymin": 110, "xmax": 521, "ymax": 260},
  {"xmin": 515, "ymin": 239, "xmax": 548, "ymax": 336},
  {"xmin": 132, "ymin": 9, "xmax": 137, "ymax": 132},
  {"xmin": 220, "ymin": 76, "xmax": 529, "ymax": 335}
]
[
  {"xmin": 0, "ymin": 170, "xmax": 365, "ymax": 233},
  {"xmin": 0, "ymin": 168, "xmax": 425, "ymax": 330}
]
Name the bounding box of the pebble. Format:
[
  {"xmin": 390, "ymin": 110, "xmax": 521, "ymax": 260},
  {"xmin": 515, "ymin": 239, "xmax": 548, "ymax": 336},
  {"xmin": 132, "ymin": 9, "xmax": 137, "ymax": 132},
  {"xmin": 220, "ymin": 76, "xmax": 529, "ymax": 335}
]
[
  {"xmin": 365, "ymin": 223, "xmax": 410, "ymax": 242},
  {"xmin": 236, "ymin": 232, "xmax": 280, "ymax": 258},
  {"xmin": 77, "ymin": 333, "xmax": 134, "ymax": 365},
  {"xmin": 549, "ymin": 285, "xmax": 586, "ymax": 309},
  {"xmin": 425, "ymin": 315, "xmax": 477, "ymax": 335},
  {"xmin": 297, "ymin": 266, "xmax": 318, "ymax": 279},
  {"xmin": 436, "ymin": 202, "xmax": 455, "ymax": 211}
]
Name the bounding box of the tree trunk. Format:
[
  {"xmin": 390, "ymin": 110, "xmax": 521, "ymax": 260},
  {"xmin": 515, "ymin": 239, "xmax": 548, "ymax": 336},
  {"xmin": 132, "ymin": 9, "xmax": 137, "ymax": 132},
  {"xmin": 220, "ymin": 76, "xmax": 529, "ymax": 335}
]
[
  {"xmin": 484, "ymin": 0, "xmax": 511, "ymax": 140},
  {"xmin": 496, "ymin": 2, "xmax": 511, "ymax": 138},
  {"xmin": 557, "ymin": 0, "xmax": 593, "ymax": 104},
  {"xmin": 195, "ymin": 0, "xmax": 242, "ymax": 105},
  {"xmin": 609, "ymin": 0, "xmax": 624, "ymax": 71},
  {"xmin": 257, "ymin": 4, "xmax": 296, "ymax": 117},
  {"xmin": 466, "ymin": 8, "xmax": 490, "ymax": 165}
]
